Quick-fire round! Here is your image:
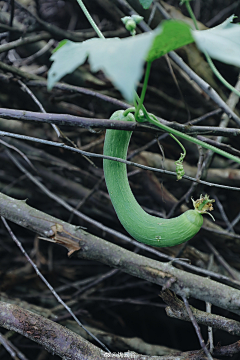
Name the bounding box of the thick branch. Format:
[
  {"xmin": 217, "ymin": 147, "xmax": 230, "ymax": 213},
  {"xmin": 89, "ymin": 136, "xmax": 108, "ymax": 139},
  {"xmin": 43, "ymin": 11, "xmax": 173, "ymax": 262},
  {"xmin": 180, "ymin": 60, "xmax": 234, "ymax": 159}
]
[
  {"xmin": 1, "ymin": 192, "xmax": 240, "ymax": 316},
  {"xmin": 0, "ymin": 300, "xmax": 218, "ymax": 360},
  {"xmin": 0, "ymin": 301, "xmax": 103, "ymax": 360},
  {"xmin": 161, "ymin": 289, "xmax": 240, "ymax": 336}
]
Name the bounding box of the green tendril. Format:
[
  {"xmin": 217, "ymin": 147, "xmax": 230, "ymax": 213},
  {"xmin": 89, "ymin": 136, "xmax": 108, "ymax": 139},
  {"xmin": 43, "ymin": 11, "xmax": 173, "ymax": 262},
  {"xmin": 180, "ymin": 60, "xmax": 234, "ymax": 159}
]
[
  {"xmin": 76, "ymin": 0, "xmax": 104, "ymax": 39},
  {"xmin": 171, "ymin": 134, "xmax": 186, "ymax": 180}
]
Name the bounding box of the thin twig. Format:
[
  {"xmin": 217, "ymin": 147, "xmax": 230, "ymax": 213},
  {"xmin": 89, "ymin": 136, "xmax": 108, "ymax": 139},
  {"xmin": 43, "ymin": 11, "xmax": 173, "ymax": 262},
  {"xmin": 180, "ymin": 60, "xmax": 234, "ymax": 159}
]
[
  {"xmin": 18, "ymin": 80, "xmax": 61, "ymax": 137},
  {"xmin": 0, "ymin": 331, "xmax": 29, "ymax": 360},
  {"xmin": 204, "ymin": 239, "xmax": 238, "ymax": 281},
  {"xmin": 68, "ymin": 175, "xmax": 105, "ymax": 223},
  {"xmin": 206, "ymin": 257, "xmax": 214, "ymax": 354},
  {"xmin": 1, "ymin": 216, "xmax": 110, "ymax": 353},
  {"xmin": 181, "ymin": 294, "xmax": 213, "ymax": 360},
  {"xmin": 206, "ymin": 302, "xmax": 214, "ymax": 353},
  {"xmin": 197, "ymin": 136, "xmax": 240, "ymax": 158},
  {"xmin": 0, "ymin": 33, "xmax": 51, "ymax": 54},
  {"xmin": 0, "ymin": 138, "xmax": 37, "ymax": 172},
  {"xmin": 27, "ymin": 79, "xmax": 130, "ymax": 109},
  {"xmin": 185, "ymin": 144, "xmax": 205, "ymax": 203},
  {"xmin": 1, "ymin": 129, "xmax": 240, "ymax": 191},
  {"xmin": 189, "ymin": 109, "xmax": 222, "ymax": 125},
  {"xmin": 214, "ymin": 195, "xmax": 234, "ymax": 232},
  {"xmin": 227, "ymin": 212, "xmax": 240, "ymax": 232},
  {"xmin": 14, "ymin": 39, "xmax": 54, "ymax": 66}
]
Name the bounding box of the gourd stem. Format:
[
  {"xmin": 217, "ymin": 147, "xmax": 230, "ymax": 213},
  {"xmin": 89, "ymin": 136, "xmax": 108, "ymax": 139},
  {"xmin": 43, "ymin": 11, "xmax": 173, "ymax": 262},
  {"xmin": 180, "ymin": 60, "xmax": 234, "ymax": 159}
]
[
  {"xmin": 76, "ymin": 0, "xmax": 105, "ymax": 39},
  {"xmin": 185, "ymin": 1, "xmax": 199, "ymax": 30},
  {"xmin": 136, "ymin": 61, "xmax": 152, "ymax": 116},
  {"xmin": 204, "ymin": 53, "xmax": 240, "ymax": 97}
]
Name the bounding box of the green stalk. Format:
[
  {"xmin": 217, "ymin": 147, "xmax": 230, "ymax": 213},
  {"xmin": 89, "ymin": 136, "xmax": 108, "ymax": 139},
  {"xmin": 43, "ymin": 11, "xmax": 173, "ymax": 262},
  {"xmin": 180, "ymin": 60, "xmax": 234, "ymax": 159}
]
[
  {"xmin": 185, "ymin": 1, "xmax": 240, "ymax": 98},
  {"xmin": 136, "ymin": 61, "xmax": 152, "ymax": 116},
  {"xmin": 204, "ymin": 53, "xmax": 240, "ymax": 97},
  {"xmin": 76, "ymin": 0, "xmax": 105, "ymax": 39},
  {"xmin": 171, "ymin": 134, "xmax": 186, "ymax": 158},
  {"xmin": 185, "ymin": 1, "xmax": 198, "ymax": 30}
]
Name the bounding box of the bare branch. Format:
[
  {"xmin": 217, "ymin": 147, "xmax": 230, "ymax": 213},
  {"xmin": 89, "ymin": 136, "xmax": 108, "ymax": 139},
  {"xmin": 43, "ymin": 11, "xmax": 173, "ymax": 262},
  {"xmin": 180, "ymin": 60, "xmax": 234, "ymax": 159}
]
[
  {"xmin": 1, "ymin": 107, "xmax": 240, "ymax": 137},
  {"xmin": 1, "ymin": 192, "xmax": 240, "ymax": 316},
  {"xmin": 161, "ymin": 289, "xmax": 240, "ymax": 337},
  {"xmin": 0, "ymin": 301, "xmax": 104, "ymax": 360}
]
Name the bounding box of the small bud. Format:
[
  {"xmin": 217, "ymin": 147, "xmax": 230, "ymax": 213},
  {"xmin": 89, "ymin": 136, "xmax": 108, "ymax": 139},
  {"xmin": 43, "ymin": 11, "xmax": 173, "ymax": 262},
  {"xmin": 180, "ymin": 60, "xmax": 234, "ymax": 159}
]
[
  {"xmin": 121, "ymin": 16, "xmax": 132, "ymax": 26},
  {"xmin": 131, "ymin": 15, "xmax": 144, "ymax": 24},
  {"xmin": 125, "ymin": 19, "xmax": 137, "ymax": 32},
  {"xmin": 121, "ymin": 15, "xmax": 142, "ymax": 36}
]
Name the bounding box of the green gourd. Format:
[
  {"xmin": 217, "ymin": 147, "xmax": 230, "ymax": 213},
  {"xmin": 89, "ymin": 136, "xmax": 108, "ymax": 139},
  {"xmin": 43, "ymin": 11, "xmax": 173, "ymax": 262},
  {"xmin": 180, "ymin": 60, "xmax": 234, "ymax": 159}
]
[{"xmin": 103, "ymin": 110, "xmax": 214, "ymax": 247}]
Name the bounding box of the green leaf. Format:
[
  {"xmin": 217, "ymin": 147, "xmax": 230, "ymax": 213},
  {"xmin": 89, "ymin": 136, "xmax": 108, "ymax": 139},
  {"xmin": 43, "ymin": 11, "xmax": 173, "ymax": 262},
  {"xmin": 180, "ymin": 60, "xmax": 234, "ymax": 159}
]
[
  {"xmin": 139, "ymin": 0, "xmax": 153, "ymax": 9},
  {"xmin": 146, "ymin": 20, "xmax": 194, "ymax": 61},
  {"xmin": 48, "ymin": 20, "xmax": 195, "ymax": 101},
  {"xmin": 48, "ymin": 33, "xmax": 155, "ymax": 101},
  {"xmin": 192, "ymin": 16, "xmax": 240, "ymax": 67}
]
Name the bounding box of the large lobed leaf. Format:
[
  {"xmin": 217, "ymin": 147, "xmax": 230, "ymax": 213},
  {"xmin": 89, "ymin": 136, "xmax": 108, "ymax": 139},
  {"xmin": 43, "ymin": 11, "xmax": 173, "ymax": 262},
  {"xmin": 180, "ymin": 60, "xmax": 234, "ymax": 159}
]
[
  {"xmin": 48, "ymin": 34, "xmax": 154, "ymax": 102},
  {"xmin": 48, "ymin": 21, "xmax": 194, "ymax": 101},
  {"xmin": 48, "ymin": 16, "xmax": 240, "ymax": 101}
]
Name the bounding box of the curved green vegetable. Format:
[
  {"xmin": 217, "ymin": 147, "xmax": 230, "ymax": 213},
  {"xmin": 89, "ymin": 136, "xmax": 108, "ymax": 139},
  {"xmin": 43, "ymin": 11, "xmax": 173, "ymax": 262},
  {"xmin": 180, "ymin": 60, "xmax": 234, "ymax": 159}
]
[{"xmin": 103, "ymin": 110, "xmax": 214, "ymax": 247}]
